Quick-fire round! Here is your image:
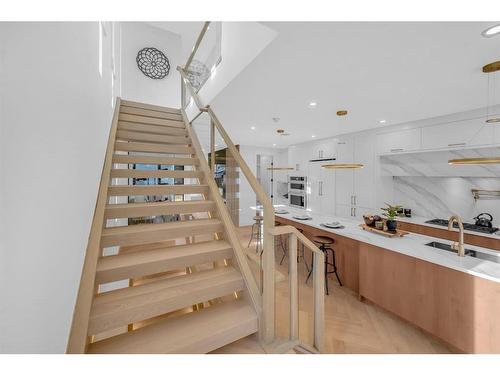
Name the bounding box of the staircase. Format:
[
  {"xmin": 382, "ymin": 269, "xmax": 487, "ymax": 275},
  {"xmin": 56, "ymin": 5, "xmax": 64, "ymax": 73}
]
[{"xmin": 67, "ymin": 99, "xmax": 260, "ymax": 354}]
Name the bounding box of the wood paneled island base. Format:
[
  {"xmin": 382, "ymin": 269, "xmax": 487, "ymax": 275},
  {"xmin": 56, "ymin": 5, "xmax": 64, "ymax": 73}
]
[{"xmin": 275, "ymin": 216, "xmax": 500, "ymax": 353}]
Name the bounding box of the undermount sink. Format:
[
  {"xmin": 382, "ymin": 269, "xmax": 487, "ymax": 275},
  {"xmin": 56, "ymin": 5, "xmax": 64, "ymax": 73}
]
[{"xmin": 425, "ymin": 241, "xmax": 500, "ymax": 264}]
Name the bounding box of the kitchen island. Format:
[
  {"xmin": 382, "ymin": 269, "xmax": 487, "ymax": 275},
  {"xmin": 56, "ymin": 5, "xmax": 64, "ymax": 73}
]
[{"xmin": 274, "ymin": 205, "xmax": 500, "ymax": 353}]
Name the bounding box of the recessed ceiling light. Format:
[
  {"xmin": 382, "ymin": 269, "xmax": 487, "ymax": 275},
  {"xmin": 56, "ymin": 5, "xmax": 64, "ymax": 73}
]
[
  {"xmin": 272, "ymin": 144, "xmax": 277, "ymax": 147},
  {"xmin": 482, "ymin": 24, "xmax": 500, "ymax": 38},
  {"xmin": 250, "ymin": 126, "xmax": 256, "ymax": 130},
  {"xmin": 379, "ymin": 120, "xmax": 386, "ymax": 124},
  {"xmin": 309, "ymin": 101, "xmax": 317, "ymax": 107},
  {"xmin": 311, "ymin": 135, "xmax": 316, "ymax": 138}
]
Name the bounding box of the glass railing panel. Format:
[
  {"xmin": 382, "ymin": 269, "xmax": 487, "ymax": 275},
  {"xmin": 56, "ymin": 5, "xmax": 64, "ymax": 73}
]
[{"xmin": 184, "ymin": 22, "xmax": 222, "ymax": 93}]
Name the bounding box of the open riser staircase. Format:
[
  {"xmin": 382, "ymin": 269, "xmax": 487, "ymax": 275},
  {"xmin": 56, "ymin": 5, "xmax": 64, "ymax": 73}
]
[{"xmin": 67, "ymin": 99, "xmax": 260, "ymax": 354}]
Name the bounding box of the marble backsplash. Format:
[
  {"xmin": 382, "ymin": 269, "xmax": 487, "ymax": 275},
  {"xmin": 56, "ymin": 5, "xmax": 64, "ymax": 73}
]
[{"xmin": 393, "ymin": 176, "xmax": 500, "ymax": 226}]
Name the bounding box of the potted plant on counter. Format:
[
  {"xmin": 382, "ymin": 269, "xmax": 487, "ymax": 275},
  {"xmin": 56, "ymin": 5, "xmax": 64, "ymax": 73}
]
[{"xmin": 381, "ymin": 203, "xmax": 402, "ymax": 231}]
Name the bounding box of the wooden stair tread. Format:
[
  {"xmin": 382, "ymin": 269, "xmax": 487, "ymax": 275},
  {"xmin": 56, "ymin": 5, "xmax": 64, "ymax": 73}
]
[
  {"xmin": 101, "ymin": 218, "xmax": 223, "ymax": 247},
  {"xmin": 104, "ymin": 200, "xmax": 216, "ymax": 219},
  {"xmin": 96, "ymin": 240, "xmax": 233, "ymax": 284},
  {"xmin": 116, "ymin": 130, "xmax": 189, "ymax": 145},
  {"xmin": 89, "ymin": 267, "xmax": 244, "ymax": 335},
  {"xmin": 87, "ymin": 299, "xmax": 258, "ymax": 354},
  {"xmin": 118, "ymin": 121, "xmax": 187, "ymax": 136},
  {"xmin": 114, "ymin": 141, "xmax": 194, "ymax": 154},
  {"xmin": 112, "ymin": 155, "xmax": 198, "ymax": 166},
  {"xmin": 120, "ymin": 100, "xmax": 181, "ymax": 114},
  {"xmin": 110, "ymin": 169, "xmax": 203, "ymax": 179},
  {"xmin": 108, "ymin": 184, "xmax": 208, "ymax": 196},
  {"xmin": 118, "ymin": 113, "xmax": 184, "ymax": 128},
  {"xmin": 120, "ymin": 105, "xmax": 183, "ymax": 120}
]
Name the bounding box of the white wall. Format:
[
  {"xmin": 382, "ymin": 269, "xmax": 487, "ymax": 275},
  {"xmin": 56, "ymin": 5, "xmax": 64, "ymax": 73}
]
[
  {"xmin": 120, "ymin": 22, "xmax": 181, "ymax": 108},
  {"xmin": 185, "ymin": 22, "xmax": 277, "ymax": 120},
  {"xmin": 0, "ymin": 22, "xmax": 119, "ymax": 353}
]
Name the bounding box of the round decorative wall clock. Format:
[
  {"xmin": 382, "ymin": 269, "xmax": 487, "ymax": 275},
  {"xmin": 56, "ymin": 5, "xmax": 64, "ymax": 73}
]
[{"xmin": 136, "ymin": 47, "xmax": 170, "ymax": 79}]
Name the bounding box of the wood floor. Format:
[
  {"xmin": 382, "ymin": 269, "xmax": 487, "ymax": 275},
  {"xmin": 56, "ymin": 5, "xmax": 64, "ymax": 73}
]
[{"xmin": 231, "ymin": 226, "xmax": 454, "ymax": 354}]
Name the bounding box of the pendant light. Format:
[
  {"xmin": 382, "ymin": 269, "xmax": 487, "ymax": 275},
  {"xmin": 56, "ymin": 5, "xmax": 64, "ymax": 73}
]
[
  {"xmin": 322, "ymin": 163, "xmax": 364, "ymax": 169},
  {"xmin": 484, "ymin": 61, "xmax": 500, "ymax": 123},
  {"xmin": 449, "ymin": 61, "xmax": 500, "ymax": 165},
  {"xmin": 448, "ymin": 158, "xmax": 500, "ymax": 165}
]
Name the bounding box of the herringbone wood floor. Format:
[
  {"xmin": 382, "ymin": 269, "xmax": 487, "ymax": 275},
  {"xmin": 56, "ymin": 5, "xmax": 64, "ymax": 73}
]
[{"xmin": 232, "ymin": 226, "xmax": 454, "ymax": 354}]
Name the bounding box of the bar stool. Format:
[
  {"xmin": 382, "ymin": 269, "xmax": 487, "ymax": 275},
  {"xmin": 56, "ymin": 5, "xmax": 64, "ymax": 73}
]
[
  {"xmin": 297, "ymin": 228, "xmax": 310, "ymax": 272},
  {"xmin": 247, "ymin": 215, "xmax": 264, "ymax": 252},
  {"xmin": 275, "ymin": 221, "xmax": 289, "ymax": 265},
  {"xmin": 305, "ymin": 235, "xmax": 342, "ymax": 295}
]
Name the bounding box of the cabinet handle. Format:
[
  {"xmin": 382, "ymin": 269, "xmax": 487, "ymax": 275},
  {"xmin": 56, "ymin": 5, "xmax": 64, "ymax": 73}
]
[
  {"xmin": 350, "ymin": 207, "xmax": 353, "ymax": 216},
  {"xmin": 353, "ymin": 207, "xmax": 356, "ymax": 217},
  {"xmin": 320, "ymin": 181, "xmax": 323, "ymax": 196},
  {"xmin": 338, "ymin": 142, "xmax": 346, "ymax": 145},
  {"xmin": 354, "ymin": 195, "xmax": 357, "ymax": 205},
  {"xmin": 447, "ymin": 142, "xmax": 466, "ymax": 147},
  {"xmin": 390, "ymin": 148, "xmax": 404, "ymax": 152}
]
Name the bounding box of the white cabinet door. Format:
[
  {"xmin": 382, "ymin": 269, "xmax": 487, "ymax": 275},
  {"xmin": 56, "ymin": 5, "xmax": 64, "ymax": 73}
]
[
  {"xmin": 307, "ymin": 162, "xmax": 335, "ymax": 215},
  {"xmin": 307, "ymin": 162, "xmax": 321, "ymax": 213},
  {"xmin": 376, "ymin": 128, "xmax": 421, "ymax": 154},
  {"xmin": 354, "ymin": 206, "xmax": 375, "ymax": 219},
  {"xmin": 421, "ymin": 118, "xmax": 494, "ymax": 150},
  {"xmin": 335, "ymin": 204, "xmax": 353, "ymax": 218},
  {"xmin": 311, "ymin": 140, "xmax": 336, "ymax": 160},
  {"xmin": 320, "ymin": 166, "xmax": 335, "ymax": 215},
  {"xmin": 335, "ymin": 137, "xmax": 354, "ymax": 206},
  {"xmin": 353, "ymin": 135, "xmax": 374, "ymax": 210}
]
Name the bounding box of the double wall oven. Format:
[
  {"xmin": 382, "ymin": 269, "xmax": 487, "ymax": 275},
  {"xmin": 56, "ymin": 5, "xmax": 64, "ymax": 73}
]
[{"xmin": 288, "ymin": 176, "xmax": 307, "ymax": 209}]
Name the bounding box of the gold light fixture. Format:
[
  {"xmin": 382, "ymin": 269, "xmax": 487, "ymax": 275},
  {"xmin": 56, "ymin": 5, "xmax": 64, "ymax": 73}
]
[
  {"xmin": 484, "ymin": 61, "xmax": 500, "ymax": 123},
  {"xmin": 336, "ymin": 110, "xmax": 348, "ymax": 116},
  {"xmin": 449, "ymin": 61, "xmax": 500, "ymax": 165},
  {"xmin": 322, "ymin": 163, "xmax": 364, "ymax": 169},
  {"xmin": 448, "ymin": 158, "xmax": 500, "ymax": 165}
]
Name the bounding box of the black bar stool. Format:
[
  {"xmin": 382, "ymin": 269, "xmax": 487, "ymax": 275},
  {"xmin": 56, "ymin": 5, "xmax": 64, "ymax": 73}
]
[{"xmin": 305, "ymin": 235, "xmax": 342, "ymax": 295}]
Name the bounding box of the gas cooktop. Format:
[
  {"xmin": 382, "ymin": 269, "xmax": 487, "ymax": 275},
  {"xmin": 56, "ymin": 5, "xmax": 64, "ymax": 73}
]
[{"xmin": 425, "ymin": 218, "xmax": 499, "ymax": 234}]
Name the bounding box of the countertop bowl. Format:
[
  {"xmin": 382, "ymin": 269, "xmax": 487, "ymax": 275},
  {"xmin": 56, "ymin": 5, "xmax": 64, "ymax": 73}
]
[{"xmin": 363, "ymin": 215, "xmax": 376, "ymax": 227}]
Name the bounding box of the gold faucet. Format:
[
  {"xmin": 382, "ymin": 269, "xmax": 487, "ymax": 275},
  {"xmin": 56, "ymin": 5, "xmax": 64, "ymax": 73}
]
[{"xmin": 448, "ymin": 215, "xmax": 465, "ymax": 257}]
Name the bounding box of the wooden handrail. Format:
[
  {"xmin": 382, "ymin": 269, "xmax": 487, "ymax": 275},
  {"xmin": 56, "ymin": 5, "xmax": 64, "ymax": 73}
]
[
  {"xmin": 67, "ymin": 97, "xmax": 121, "ymax": 353},
  {"xmin": 269, "ymin": 225, "xmax": 323, "ymax": 254},
  {"xmin": 178, "ymin": 66, "xmax": 276, "ymax": 343},
  {"xmin": 268, "ymin": 225, "xmax": 325, "ymax": 352},
  {"xmin": 181, "ymin": 108, "xmax": 262, "ymax": 313},
  {"xmin": 184, "ymin": 22, "xmax": 211, "ymax": 73}
]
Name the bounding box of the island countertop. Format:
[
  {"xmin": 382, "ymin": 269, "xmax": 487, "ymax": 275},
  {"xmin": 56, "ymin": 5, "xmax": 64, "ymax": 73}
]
[{"xmin": 273, "ymin": 206, "xmax": 500, "ymax": 284}]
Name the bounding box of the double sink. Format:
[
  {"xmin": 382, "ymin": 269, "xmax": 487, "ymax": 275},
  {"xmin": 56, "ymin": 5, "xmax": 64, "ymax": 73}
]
[{"xmin": 425, "ymin": 241, "xmax": 500, "ymax": 264}]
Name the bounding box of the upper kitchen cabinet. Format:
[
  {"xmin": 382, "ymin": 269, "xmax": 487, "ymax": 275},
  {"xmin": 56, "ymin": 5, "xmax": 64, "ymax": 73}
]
[
  {"xmin": 421, "ymin": 118, "xmax": 494, "ymax": 150},
  {"xmin": 376, "ymin": 128, "xmax": 421, "ymax": 154},
  {"xmin": 310, "ymin": 139, "xmax": 336, "ymax": 160}
]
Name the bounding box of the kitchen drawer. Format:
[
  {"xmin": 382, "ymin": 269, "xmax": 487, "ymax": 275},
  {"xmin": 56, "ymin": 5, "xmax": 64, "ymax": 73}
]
[{"xmin": 376, "ymin": 128, "xmax": 421, "ymax": 154}]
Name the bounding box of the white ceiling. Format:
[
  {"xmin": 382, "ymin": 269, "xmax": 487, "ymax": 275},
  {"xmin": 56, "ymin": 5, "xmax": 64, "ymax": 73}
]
[
  {"xmin": 146, "ymin": 22, "xmax": 204, "ymax": 61},
  {"xmin": 209, "ymin": 22, "xmax": 500, "ymax": 148}
]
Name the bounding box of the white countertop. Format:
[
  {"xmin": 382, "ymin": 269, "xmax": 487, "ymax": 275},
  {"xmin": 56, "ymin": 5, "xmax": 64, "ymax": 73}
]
[
  {"xmin": 396, "ymin": 215, "xmax": 500, "ymax": 240},
  {"xmin": 273, "ymin": 205, "xmax": 500, "ymax": 284}
]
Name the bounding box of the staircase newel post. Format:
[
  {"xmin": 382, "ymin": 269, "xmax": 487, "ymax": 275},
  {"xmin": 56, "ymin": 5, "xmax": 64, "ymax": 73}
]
[{"xmin": 261, "ymin": 208, "xmax": 275, "ymax": 344}]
